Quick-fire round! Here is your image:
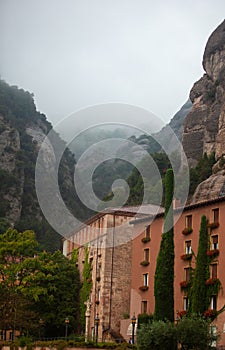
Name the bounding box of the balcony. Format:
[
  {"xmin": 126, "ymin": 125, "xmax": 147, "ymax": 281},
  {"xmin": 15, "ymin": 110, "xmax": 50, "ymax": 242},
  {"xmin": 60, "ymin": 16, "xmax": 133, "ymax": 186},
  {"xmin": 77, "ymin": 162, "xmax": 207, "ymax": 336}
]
[
  {"xmin": 180, "ymin": 280, "xmax": 190, "ymax": 289},
  {"xmin": 177, "ymin": 310, "xmax": 187, "ymax": 318},
  {"xmin": 180, "ymin": 253, "xmax": 192, "ymax": 261},
  {"xmin": 206, "ymin": 249, "xmax": 219, "ymax": 257},
  {"xmin": 142, "ymin": 237, "xmax": 151, "ymax": 243},
  {"xmin": 205, "ymin": 278, "xmax": 220, "ymax": 286},
  {"xmin": 207, "ymin": 222, "xmax": 219, "ymax": 229},
  {"xmin": 204, "ymin": 309, "xmax": 217, "ymax": 318},
  {"xmin": 182, "ymin": 227, "xmax": 193, "ymax": 236},
  {"xmin": 139, "ymin": 285, "xmax": 149, "ymax": 292},
  {"xmin": 140, "ymin": 260, "xmax": 150, "ymax": 266}
]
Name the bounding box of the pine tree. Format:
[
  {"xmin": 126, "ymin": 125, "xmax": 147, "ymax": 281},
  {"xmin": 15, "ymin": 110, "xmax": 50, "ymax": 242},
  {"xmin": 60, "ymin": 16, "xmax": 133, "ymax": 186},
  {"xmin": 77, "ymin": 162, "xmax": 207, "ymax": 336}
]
[
  {"xmin": 154, "ymin": 169, "xmax": 174, "ymax": 321},
  {"xmin": 190, "ymin": 215, "xmax": 209, "ymax": 314}
]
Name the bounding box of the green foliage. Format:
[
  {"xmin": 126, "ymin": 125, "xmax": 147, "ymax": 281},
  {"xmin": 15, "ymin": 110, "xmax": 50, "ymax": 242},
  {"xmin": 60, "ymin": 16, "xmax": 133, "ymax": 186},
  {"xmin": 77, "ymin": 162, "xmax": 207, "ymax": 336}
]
[
  {"xmin": 137, "ymin": 316, "xmax": 216, "ymax": 350},
  {"xmin": 138, "ymin": 313, "xmax": 153, "ymax": 328},
  {"xmin": 189, "ymin": 153, "xmax": 216, "ymax": 196},
  {"xmin": 176, "ymin": 316, "xmax": 216, "ymax": 350},
  {"xmin": 80, "ymin": 246, "xmax": 93, "ymax": 331},
  {"xmin": 137, "ymin": 320, "xmax": 176, "ymax": 350},
  {"xmin": 0, "ymin": 217, "xmax": 11, "ymax": 234},
  {"xmin": 71, "ymin": 247, "xmax": 79, "ymax": 264},
  {"xmin": 154, "ymin": 169, "xmax": 174, "ymax": 322},
  {"xmin": 17, "ymin": 336, "xmax": 32, "ymax": 347},
  {"xmin": 9, "ymin": 339, "xmax": 133, "ymax": 349},
  {"xmin": 0, "ymin": 79, "xmax": 94, "ymax": 251},
  {"xmin": 0, "ymin": 228, "xmax": 80, "ymax": 337},
  {"xmin": 106, "ymin": 152, "xmax": 171, "ymax": 207},
  {"xmin": 22, "ymin": 250, "xmax": 81, "ymax": 337},
  {"xmin": 0, "ymin": 228, "xmax": 38, "ymax": 263},
  {"xmin": 190, "ymin": 215, "xmax": 209, "ymax": 315}
]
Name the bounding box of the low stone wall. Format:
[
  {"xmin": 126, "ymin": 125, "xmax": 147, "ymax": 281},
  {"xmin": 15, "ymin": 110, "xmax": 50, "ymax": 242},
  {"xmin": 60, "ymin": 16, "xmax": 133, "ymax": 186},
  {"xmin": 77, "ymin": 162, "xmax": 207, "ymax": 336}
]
[{"xmin": 2, "ymin": 347, "xmax": 113, "ymax": 350}]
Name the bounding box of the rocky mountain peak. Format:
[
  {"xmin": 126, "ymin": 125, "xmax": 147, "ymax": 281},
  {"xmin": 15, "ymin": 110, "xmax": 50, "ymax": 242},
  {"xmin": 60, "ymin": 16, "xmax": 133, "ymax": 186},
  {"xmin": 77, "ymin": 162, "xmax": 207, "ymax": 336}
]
[
  {"xmin": 183, "ymin": 20, "xmax": 225, "ymax": 168},
  {"xmin": 203, "ymin": 19, "xmax": 225, "ymax": 81},
  {"xmin": 182, "ymin": 20, "xmax": 225, "ymax": 203}
]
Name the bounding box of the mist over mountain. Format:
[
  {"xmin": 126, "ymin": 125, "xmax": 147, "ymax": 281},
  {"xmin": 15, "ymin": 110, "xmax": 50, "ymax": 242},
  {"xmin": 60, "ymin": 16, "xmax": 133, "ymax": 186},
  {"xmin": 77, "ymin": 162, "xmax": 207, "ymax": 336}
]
[{"xmin": 0, "ymin": 80, "xmax": 93, "ymax": 250}]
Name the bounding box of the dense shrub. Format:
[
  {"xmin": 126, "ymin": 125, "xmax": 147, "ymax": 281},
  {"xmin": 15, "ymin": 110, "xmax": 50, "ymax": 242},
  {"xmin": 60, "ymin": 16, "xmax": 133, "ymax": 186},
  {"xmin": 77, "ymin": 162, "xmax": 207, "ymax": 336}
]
[{"xmin": 137, "ymin": 320, "xmax": 176, "ymax": 350}]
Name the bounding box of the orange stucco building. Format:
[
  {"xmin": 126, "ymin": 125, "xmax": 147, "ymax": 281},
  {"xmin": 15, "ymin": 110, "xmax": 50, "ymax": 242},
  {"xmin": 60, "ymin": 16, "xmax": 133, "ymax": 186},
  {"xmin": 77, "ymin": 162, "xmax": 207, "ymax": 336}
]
[
  {"xmin": 129, "ymin": 196, "xmax": 225, "ymax": 346},
  {"xmin": 64, "ymin": 197, "xmax": 225, "ymax": 347}
]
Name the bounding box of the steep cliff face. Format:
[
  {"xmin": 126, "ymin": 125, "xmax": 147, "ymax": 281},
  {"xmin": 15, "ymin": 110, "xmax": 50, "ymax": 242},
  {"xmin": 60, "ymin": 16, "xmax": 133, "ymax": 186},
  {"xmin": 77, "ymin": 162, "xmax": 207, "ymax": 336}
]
[
  {"xmin": 0, "ymin": 80, "xmax": 91, "ymax": 250},
  {"xmin": 183, "ymin": 20, "xmax": 225, "ymax": 167},
  {"xmin": 0, "ymin": 116, "xmax": 24, "ymax": 222},
  {"xmin": 182, "ymin": 20, "xmax": 225, "ymax": 203}
]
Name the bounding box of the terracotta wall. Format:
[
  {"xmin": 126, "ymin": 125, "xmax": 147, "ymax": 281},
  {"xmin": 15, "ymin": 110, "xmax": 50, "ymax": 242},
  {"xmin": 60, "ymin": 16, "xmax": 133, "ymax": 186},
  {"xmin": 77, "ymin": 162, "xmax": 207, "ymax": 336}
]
[{"xmin": 129, "ymin": 200, "xmax": 225, "ymax": 346}]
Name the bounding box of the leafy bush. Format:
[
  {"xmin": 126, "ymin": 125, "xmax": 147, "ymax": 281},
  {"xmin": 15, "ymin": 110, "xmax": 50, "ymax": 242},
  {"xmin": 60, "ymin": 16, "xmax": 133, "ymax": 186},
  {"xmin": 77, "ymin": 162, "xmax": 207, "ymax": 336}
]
[
  {"xmin": 17, "ymin": 335, "xmax": 32, "ymax": 347},
  {"xmin": 176, "ymin": 316, "xmax": 217, "ymax": 349},
  {"xmin": 138, "ymin": 313, "xmax": 153, "ymax": 328},
  {"xmin": 137, "ymin": 320, "xmax": 176, "ymax": 350}
]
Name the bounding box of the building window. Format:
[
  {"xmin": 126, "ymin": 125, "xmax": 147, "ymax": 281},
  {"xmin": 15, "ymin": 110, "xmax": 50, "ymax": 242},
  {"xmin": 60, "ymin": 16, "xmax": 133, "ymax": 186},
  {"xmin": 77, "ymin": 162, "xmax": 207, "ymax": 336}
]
[
  {"xmin": 185, "ymin": 215, "xmax": 192, "ymax": 228},
  {"xmin": 210, "ymin": 296, "xmax": 217, "ymax": 310},
  {"xmin": 183, "ymin": 297, "xmax": 189, "ymax": 311},
  {"xmin": 185, "ymin": 240, "xmax": 192, "ymax": 254},
  {"xmin": 141, "ymin": 300, "xmax": 148, "ymax": 313},
  {"xmin": 145, "ymin": 225, "xmax": 150, "ymax": 238},
  {"xmin": 210, "ymin": 325, "xmax": 217, "ymax": 348},
  {"xmin": 97, "ymin": 288, "xmax": 101, "ymax": 302},
  {"xmin": 211, "ymin": 235, "xmax": 218, "ymax": 250},
  {"xmin": 211, "ymin": 264, "xmax": 217, "ymax": 279},
  {"xmin": 184, "ymin": 268, "xmax": 190, "ymax": 282},
  {"xmin": 144, "ymin": 248, "xmax": 150, "ymax": 262},
  {"xmin": 143, "ymin": 273, "xmax": 149, "ymax": 286},
  {"xmin": 212, "ymin": 208, "xmax": 219, "ymax": 223},
  {"xmin": 91, "ymin": 327, "xmax": 95, "ymax": 340}
]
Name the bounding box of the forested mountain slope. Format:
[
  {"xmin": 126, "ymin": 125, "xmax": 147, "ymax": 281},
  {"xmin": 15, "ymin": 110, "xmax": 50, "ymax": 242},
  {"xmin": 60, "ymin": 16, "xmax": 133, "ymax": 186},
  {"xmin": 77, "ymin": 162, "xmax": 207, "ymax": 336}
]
[{"xmin": 0, "ymin": 80, "xmax": 92, "ymax": 251}]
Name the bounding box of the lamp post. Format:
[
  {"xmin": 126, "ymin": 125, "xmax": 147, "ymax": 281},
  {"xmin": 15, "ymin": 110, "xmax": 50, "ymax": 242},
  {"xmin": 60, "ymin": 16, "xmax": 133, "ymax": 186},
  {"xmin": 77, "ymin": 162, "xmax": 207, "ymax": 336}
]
[
  {"xmin": 65, "ymin": 317, "xmax": 69, "ymax": 340},
  {"xmin": 131, "ymin": 314, "xmax": 136, "ymax": 345},
  {"xmin": 94, "ymin": 314, "xmax": 100, "ymax": 343},
  {"xmin": 39, "ymin": 318, "xmax": 44, "ymax": 339}
]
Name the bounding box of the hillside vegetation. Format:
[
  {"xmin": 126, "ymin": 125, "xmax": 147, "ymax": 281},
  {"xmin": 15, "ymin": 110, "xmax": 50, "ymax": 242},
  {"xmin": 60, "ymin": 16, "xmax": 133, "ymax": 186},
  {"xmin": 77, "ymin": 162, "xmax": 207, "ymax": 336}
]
[{"xmin": 0, "ymin": 80, "xmax": 93, "ymax": 251}]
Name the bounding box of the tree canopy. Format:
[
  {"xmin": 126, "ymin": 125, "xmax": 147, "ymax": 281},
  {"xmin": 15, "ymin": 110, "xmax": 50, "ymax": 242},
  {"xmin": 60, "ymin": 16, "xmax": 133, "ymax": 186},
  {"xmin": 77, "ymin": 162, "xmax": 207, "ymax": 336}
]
[{"xmin": 0, "ymin": 228, "xmax": 80, "ymax": 337}]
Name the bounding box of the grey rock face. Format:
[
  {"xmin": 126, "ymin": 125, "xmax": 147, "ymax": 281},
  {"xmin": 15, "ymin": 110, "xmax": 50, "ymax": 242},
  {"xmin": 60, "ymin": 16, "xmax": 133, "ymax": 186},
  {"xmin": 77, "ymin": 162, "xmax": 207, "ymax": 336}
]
[{"xmin": 183, "ymin": 20, "xmax": 225, "ymax": 168}]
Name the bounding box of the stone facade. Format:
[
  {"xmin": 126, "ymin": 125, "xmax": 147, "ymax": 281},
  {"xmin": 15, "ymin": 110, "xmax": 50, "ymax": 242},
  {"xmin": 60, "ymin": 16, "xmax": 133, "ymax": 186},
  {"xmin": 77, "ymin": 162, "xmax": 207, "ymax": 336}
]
[{"xmin": 63, "ymin": 205, "xmax": 162, "ymax": 341}]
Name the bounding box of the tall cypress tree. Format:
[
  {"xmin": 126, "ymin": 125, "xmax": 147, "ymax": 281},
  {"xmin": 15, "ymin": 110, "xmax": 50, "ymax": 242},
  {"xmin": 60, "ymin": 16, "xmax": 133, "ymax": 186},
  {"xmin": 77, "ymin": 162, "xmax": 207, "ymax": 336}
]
[
  {"xmin": 190, "ymin": 215, "xmax": 209, "ymax": 315},
  {"xmin": 154, "ymin": 169, "xmax": 174, "ymax": 321}
]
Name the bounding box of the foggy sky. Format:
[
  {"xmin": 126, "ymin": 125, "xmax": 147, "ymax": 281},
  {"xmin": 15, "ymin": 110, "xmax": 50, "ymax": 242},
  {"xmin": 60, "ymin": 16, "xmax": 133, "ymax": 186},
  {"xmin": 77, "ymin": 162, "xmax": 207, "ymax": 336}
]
[{"xmin": 0, "ymin": 0, "xmax": 225, "ymax": 127}]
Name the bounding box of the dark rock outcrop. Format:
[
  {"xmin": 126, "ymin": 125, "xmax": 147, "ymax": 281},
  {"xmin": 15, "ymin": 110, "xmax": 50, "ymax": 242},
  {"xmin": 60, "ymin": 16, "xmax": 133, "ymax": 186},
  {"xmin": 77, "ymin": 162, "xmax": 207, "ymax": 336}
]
[
  {"xmin": 182, "ymin": 20, "xmax": 225, "ymax": 203},
  {"xmin": 183, "ymin": 20, "xmax": 225, "ymax": 168}
]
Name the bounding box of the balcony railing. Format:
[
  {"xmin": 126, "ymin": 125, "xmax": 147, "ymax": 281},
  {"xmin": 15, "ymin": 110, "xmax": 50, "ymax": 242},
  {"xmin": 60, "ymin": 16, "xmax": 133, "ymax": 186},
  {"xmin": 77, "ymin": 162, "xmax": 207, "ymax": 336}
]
[
  {"xmin": 141, "ymin": 237, "xmax": 151, "ymax": 243},
  {"xmin": 140, "ymin": 260, "xmax": 150, "ymax": 266},
  {"xmin": 180, "ymin": 253, "xmax": 192, "ymax": 261},
  {"xmin": 139, "ymin": 285, "xmax": 149, "ymax": 291},
  {"xmin": 207, "ymin": 222, "xmax": 219, "ymax": 229},
  {"xmin": 182, "ymin": 227, "xmax": 193, "ymax": 235},
  {"xmin": 180, "ymin": 280, "xmax": 190, "ymax": 289},
  {"xmin": 206, "ymin": 249, "xmax": 219, "ymax": 257}
]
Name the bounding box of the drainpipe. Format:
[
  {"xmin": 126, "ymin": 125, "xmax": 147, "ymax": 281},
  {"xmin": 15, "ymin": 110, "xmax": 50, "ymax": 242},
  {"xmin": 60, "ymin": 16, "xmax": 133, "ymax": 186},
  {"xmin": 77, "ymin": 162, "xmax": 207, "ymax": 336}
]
[
  {"xmin": 94, "ymin": 217, "xmax": 100, "ymax": 337},
  {"xmin": 103, "ymin": 212, "xmax": 115, "ymax": 339}
]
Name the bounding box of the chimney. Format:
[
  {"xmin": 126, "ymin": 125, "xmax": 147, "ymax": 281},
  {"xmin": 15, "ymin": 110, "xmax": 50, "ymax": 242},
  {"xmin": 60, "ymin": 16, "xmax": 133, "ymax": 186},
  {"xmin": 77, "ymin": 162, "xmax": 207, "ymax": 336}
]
[{"xmin": 173, "ymin": 199, "xmax": 181, "ymax": 209}]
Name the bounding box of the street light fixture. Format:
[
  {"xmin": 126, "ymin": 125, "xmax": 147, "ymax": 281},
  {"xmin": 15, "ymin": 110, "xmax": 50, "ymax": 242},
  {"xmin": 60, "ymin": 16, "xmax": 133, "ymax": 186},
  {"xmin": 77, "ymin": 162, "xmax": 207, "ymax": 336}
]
[
  {"xmin": 65, "ymin": 317, "xmax": 70, "ymax": 339},
  {"xmin": 131, "ymin": 314, "xmax": 136, "ymax": 344},
  {"xmin": 94, "ymin": 313, "xmax": 100, "ymax": 343},
  {"xmin": 39, "ymin": 318, "xmax": 45, "ymax": 339}
]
